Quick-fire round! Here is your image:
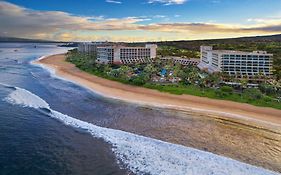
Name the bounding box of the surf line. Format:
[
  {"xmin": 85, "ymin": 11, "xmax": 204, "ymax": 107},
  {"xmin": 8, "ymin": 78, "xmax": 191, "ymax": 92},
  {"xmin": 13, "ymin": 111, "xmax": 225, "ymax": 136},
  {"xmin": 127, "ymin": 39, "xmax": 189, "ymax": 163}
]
[{"xmin": 3, "ymin": 85, "xmax": 280, "ymax": 175}]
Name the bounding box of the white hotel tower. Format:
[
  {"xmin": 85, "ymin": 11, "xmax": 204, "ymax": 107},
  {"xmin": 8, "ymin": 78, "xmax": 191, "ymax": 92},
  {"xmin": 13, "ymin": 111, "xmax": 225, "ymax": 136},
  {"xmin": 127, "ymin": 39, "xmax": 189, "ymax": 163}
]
[
  {"xmin": 198, "ymin": 46, "xmax": 273, "ymax": 78},
  {"xmin": 96, "ymin": 44, "xmax": 157, "ymax": 65}
]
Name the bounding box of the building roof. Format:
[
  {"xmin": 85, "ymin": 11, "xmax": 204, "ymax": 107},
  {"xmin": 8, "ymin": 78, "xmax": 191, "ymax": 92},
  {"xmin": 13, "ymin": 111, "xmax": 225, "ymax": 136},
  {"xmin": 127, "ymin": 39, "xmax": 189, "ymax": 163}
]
[
  {"xmin": 160, "ymin": 56, "xmax": 199, "ymax": 61},
  {"xmin": 201, "ymin": 45, "xmax": 273, "ymax": 56},
  {"xmin": 211, "ymin": 50, "xmax": 273, "ymax": 56},
  {"xmin": 96, "ymin": 44, "xmax": 157, "ymax": 49}
]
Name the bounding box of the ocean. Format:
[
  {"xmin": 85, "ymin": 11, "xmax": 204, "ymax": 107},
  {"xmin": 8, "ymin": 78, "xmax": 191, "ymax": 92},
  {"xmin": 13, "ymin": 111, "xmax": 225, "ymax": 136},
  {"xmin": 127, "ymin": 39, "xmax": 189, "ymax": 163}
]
[{"xmin": 0, "ymin": 43, "xmax": 280, "ymax": 175}]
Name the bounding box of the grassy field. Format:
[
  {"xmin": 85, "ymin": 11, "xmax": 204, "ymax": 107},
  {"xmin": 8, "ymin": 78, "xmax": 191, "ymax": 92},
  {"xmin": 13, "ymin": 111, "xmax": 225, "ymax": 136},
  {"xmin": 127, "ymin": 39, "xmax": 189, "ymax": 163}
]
[{"xmin": 143, "ymin": 84, "xmax": 281, "ymax": 110}]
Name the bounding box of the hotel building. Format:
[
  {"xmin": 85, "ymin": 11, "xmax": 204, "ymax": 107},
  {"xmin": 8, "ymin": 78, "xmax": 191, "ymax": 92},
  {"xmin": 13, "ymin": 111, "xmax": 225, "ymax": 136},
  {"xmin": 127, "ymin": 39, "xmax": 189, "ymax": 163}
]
[
  {"xmin": 78, "ymin": 42, "xmax": 110, "ymax": 55},
  {"xmin": 160, "ymin": 56, "xmax": 199, "ymax": 66},
  {"xmin": 198, "ymin": 46, "xmax": 273, "ymax": 78},
  {"xmin": 96, "ymin": 44, "xmax": 157, "ymax": 64}
]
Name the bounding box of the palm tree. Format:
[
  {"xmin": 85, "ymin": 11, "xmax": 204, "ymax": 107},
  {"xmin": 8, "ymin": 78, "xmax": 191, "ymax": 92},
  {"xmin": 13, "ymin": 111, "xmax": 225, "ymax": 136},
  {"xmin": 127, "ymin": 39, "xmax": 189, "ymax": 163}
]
[
  {"xmin": 119, "ymin": 65, "xmax": 133, "ymax": 80},
  {"xmin": 221, "ymin": 71, "xmax": 230, "ymax": 83},
  {"xmin": 257, "ymin": 71, "xmax": 266, "ymax": 83},
  {"xmin": 199, "ymin": 77, "xmax": 208, "ymax": 93},
  {"xmin": 253, "ymin": 73, "xmax": 260, "ymax": 84},
  {"xmin": 239, "ymin": 76, "xmax": 248, "ymax": 99},
  {"xmin": 208, "ymin": 73, "xmax": 221, "ymax": 87},
  {"xmin": 173, "ymin": 62, "xmax": 182, "ymax": 77},
  {"xmin": 144, "ymin": 64, "xmax": 157, "ymax": 78},
  {"xmin": 191, "ymin": 69, "xmax": 200, "ymax": 84},
  {"xmin": 154, "ymin": 57, "xmax": 162, "ymax": 67}
]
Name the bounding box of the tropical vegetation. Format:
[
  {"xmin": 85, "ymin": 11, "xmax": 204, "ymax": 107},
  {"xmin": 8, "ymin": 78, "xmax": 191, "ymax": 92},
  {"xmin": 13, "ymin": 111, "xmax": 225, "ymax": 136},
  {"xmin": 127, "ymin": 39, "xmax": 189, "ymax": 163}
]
[{"xmin": 66, "ymin": 49, "xmax": 281, "ymax": 110}]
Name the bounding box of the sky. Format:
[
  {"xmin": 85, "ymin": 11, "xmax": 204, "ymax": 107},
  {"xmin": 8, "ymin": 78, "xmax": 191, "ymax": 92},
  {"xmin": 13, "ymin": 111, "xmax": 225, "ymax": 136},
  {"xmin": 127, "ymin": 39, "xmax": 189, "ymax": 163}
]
[{"xmin": 1, "ymin": 0, "xmax": 281, "ymax": 42}]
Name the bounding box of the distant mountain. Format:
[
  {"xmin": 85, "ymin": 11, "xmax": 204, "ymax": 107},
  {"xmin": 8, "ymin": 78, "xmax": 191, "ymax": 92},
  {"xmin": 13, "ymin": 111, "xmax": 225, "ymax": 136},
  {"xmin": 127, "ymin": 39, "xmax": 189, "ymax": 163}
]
[
  {"xmin": 150, "ymin": 34, "xmax": 281, "ymax": 51},
  {"xmin": 181, "ymin": 34, "xmax": 281, "ymax": 43},
  {"xmin": 226, "ymin": 34, "xmax": 281, "ymax": 42},
  {"xmin": 0, "ymin": 36, "xmax": 58, "ymax": 43},
  {"xmin": 126, "ymin": 34, "xmax": 281, "ymax": 51},
  {"xmin": 2, "ymin": 34, "xmax": 281, "ymax": 46}
]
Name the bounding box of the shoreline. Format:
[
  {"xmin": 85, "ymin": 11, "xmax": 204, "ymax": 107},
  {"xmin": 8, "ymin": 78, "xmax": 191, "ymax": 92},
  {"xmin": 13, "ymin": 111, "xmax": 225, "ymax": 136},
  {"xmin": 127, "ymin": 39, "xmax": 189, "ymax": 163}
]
[{"xmin": 35, "ymin": 53, "xmax": 281, "ymax": 127}]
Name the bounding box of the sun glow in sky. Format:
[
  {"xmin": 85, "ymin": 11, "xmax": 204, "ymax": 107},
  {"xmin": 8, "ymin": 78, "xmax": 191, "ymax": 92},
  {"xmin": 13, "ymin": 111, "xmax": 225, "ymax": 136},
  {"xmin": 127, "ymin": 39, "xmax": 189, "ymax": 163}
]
[{"xmin": 1, "ymin": 0, "xmax": 281, "ymax": 42}]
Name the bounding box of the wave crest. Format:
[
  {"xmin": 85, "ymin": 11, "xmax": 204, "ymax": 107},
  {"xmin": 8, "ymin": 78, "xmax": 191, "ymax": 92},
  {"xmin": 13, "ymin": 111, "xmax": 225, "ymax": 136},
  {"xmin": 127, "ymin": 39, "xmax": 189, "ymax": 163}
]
[
  {"xmin": 5, "ymin": 87, "xmax": 50, "ymax": 109},
  {"xmin": 4, "ymin": 86, "xmax": 279, "ymax": 175}
]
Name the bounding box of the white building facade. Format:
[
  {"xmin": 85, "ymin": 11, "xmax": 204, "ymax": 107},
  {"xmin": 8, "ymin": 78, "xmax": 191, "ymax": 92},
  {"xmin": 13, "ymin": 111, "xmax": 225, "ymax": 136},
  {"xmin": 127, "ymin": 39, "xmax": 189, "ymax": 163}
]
[
  {"xmin": 198, "ymin": 46, "xmax": 273, "ymax": 78},
  {"xmin": 96, "ymin": 44, "xmax": 157, "ymax": 65},
  {"xmin": 78, "ymin": 42, "xmax": 110, "ymax": 55}
]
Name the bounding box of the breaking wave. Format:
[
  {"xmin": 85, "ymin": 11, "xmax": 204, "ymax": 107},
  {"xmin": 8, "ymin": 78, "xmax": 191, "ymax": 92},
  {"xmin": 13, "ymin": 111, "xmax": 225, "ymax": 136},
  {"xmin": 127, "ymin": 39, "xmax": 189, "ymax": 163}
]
[{"xmin": 3, "ymin": 86, "xmax": 280, "ymax": 175}]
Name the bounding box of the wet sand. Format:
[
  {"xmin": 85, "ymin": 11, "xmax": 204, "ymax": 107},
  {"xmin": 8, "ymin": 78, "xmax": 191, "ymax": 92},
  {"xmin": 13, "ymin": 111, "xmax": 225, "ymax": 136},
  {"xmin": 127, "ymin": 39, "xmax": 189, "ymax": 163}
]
[
  {"xmin": 105, "ymin": 106, "xmax": 281, "ymax": 172},
  {"xmin": 37, "ymin": 54, "xmax": 281, "ymax": 126},
  {"xmin": 35, "ymin": 54, "xmax": 281, "ymax": 172}
]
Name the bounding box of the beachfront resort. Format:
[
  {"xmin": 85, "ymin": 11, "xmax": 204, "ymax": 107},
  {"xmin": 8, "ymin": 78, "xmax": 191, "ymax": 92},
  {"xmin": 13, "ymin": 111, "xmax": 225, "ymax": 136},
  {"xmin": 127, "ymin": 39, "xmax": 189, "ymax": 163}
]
[
  {"xmin": 79, "ymin": 42, "xmax": 157, "ymax": 64},
  {"xmin": 3, "ymin": 0, "xmax": 281, "ymax": 174},
  {"xmin": 78, "ymin": 42, "xmax": 274, "ymax": 79},
  {"xmin": 69, "ymin": 42, "xmax": 281, "ymax": 109},
  {"xmin": 198, "ymin": 46, "xmax": 273, "ymax": 78}
]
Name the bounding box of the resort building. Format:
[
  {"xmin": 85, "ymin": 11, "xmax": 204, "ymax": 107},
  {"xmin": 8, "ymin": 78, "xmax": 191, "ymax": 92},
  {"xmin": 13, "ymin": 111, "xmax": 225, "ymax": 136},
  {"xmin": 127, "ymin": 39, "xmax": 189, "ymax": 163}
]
[
  {"xmin": 78, "ymin": 42, "xmax": 110, "ymax": 55},
  {"xmin": 160, "ymin": 56, "xmax": 199, "ymax": 66},
  {"xmin": 96, "ymin": 44, "xmax": 158, "ymax": 65},
  {"xmin": 198, "ymin": 46, "xmax": 273, "ymax": 78}
]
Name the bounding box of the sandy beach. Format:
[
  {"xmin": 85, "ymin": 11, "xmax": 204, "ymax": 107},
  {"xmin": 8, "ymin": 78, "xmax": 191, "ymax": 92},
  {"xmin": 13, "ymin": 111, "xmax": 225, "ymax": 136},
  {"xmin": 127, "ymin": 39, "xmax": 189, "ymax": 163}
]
[
  {"xmin": 36, "ymin": 53, "xmax": 281, "ymax": 126},
  {"xmin": 34, "ymin": 53, "xmax": 281, "ymax": 172}
]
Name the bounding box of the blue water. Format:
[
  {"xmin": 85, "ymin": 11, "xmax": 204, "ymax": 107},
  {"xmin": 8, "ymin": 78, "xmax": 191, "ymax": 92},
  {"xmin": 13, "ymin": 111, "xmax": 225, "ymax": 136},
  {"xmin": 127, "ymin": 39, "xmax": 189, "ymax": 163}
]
[
  {"xmin": 0, "ymin": 43, "xmax": 280, "ymax": 175},
  {"xmin": 0, "ymin": 43, "xmax": 130, "ymax": 175}
]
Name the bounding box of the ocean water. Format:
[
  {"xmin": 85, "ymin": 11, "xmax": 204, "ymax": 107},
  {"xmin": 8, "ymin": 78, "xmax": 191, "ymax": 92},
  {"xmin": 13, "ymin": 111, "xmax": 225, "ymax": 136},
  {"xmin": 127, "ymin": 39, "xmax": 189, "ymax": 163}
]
[
  {"xmin": 0, "ymin": 43, "xmax": 280, "ymax": 175},
  {"xmin": 0, "ymin": 43, "xmax": 129, "ymax": 175}
]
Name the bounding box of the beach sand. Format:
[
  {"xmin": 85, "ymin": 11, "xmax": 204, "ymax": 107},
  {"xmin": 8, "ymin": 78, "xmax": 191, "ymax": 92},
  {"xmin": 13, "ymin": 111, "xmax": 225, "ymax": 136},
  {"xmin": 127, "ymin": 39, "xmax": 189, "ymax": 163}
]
[
  {"xmin": 37, "ymin": 53, "xmax": 281, "ymax": 126},
  {"xmin": 35, "ymin": 53, "xmax": 281, "ymax": 172}
]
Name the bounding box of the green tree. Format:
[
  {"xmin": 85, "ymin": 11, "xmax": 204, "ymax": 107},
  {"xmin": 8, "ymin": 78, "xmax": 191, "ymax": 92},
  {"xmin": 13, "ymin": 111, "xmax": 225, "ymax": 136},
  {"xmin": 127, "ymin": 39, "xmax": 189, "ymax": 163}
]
[
  {"xmin": 144, "ymin": 64, "xmax": 157, "ymax": 78},
  {"xmin": 108, "ymin": 69, "xmax": 120, "ymax": 78},
  {"xmin": 103, "ymin": 65, "xmax": 112, "ymax": 74},
  {"xmin": 243, "ymin": 88, "xmax": 263, "ymax": 101},
  {"xmin": 207, "ymin": 73, "xmax": 221, "ymax": 87},
  {"xmin": 188, "ymin": 68, "xmax": 200, "ymax": 84},
  {"xmin": 173, "ymin": 63, "xmax": 182, "ymax": 77},
  {"xmin": 240, "ymin": 77, "xmax": 248, "ymax": 89},
  {"xmin": 119, "ymin": 66, "xmax": 133, "ymax": 80},
  {"xmin": 131, "ymin": 73, "xmax": 150, "ymax": 86}
]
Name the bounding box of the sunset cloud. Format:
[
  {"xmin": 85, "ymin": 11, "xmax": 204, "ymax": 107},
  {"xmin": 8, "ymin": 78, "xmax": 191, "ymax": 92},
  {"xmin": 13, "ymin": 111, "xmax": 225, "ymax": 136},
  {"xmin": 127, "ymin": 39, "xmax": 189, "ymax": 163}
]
[{"xmin": 0, "ymin": 1, "xmax": 281, "ymax": 41}]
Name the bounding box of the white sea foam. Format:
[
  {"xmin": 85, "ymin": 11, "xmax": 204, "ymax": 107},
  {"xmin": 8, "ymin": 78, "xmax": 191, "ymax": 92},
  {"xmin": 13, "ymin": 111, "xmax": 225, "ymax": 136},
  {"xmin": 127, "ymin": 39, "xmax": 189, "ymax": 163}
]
[
  {"xmin": 4, "ymin": 86, "xmax": 280, "ymax": 175},
  {"xmin": 5, "ymin": 87, "xmax": 50, "ymax": 109},
  {"xmin": 31, "ymin": 55, "xmax": 75, "ymax": 83},
  {"xmin": 31, "ymin": 56, "xmax": 57, "ymax": 77},
  {"xmin": 34, "ymin": 55, "xmax": 47, "ymax": 62}
]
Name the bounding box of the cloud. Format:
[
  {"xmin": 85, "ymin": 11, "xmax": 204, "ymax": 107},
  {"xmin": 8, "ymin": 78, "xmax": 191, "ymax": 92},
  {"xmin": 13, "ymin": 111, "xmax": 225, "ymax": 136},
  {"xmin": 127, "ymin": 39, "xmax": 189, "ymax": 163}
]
[
  {"xmin": 1, "ymin": 1, "xmax": 281, "ymax": 41},
  {"xmin": 211, "ymin": 0, "xmax": 221, "ymax": 4},
  {"xmin": 0, "ymin": 1, "xmax": 143, "ymax": 40},
  {"xmin": 106, "ymin": 0, "xmax": 122, "ymax": 4},
  {"xmin": 148, "ymin": 0, "xmax": 187, "ymax": 5},
  {"xmin": 153, "ymin": 15, "xmax": 166, "ymax": 18},
  {"xmin": 247, "ymin": 16, "xmax": 281, "ymax": 25}
]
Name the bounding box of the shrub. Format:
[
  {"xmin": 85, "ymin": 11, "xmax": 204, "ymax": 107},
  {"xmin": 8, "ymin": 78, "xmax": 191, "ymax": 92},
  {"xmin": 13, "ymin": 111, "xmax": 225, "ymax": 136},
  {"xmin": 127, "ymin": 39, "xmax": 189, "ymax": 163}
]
[
  {"xmin": 259, "ymin": 83, "xmax": 276, "ymax": 96},
  {"xmin": 243, "ymin": 88, "xmax": 263, "ymax": 100},
  {"xmin": 215, "ymin": 86, "xmax": 233, "ymax": 97},
  {"xmin": 263, "ymin": 96, "xmax": 273, "ymax": 103},
  {"xmin": 221, "ymin": 86, "xmax": 234, "ymax": 94},
  {"xmin": 131, "ymin": 76, "xmax": 146, "ymax": 86}
]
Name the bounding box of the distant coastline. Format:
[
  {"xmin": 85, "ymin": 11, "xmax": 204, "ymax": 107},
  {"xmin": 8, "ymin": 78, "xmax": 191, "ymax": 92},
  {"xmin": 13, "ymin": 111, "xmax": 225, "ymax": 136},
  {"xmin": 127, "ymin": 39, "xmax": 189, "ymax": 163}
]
[{"xmin": 34, "ymin": 53, "xmax": 281, "ymax": 127}]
